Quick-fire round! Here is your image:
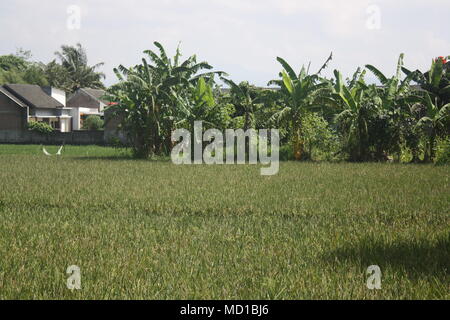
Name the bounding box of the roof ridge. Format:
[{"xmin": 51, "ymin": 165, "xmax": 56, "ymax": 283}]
[
  {"xmin": 80, "ymin": 87, "xmax": 107, "ymax": 103},
  {"xmin": 3, "ymin": 84, "xmax": 64, "ymax": 109}
]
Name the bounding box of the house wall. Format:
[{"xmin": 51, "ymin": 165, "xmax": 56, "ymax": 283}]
[
  {"xmin": 43, "ymin": 87, "xmax": 67, "ymax": 107},
  {"xmin": 67, "ymin": 90, "xmax": 101, "ymax": 130},
  {"xmin": 50, "ymin": 88, "xmax": 67, "ymax": 107},
  {"xmin": 60, "ymin": 118, "xmax": 71, "ymax": 133},
  {"xmin": 0, "ymin": 93, "xmax": 27, "ymax": 131},
  {"xmin": 104, "ymin": 108, "xmax": 128, "ymax": 144},
  {"xmin": 70, "ymin": 108, "xmax": 81, "ymax": 131},
  {"xmin": 32, "ymin": 108, "xmax": 59, "ymax": 117}
]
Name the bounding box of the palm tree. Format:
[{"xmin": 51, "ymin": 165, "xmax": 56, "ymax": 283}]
[
  {"xmin": 54, "ymin": 43, "xmax": 105, "ymax": 92},
  {"xmin": 268, "ymin": 55, "xmax": 332, "ymax": 160}
]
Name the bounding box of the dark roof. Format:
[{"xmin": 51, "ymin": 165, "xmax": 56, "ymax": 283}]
[
  {"xmin": 82, "ymin": 88, "xmax": 108, "ymax": 104},
  {"xmin": 3, "ymin": 84, "xmax": 64, "ymax": 109}
]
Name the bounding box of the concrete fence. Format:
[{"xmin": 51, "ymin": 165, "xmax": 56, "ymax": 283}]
[{"xmin": 0, "ymin": 130, "xmax": 106, "ymax": 145}]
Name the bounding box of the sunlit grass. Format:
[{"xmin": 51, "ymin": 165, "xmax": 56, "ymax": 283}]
[{"xmin": 0, "ymin": 145, "xmax": 448, "ymax": 299}]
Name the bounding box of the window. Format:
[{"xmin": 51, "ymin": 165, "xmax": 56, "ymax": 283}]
[{"xmin": 49, "ymin": 118, "xmax": 61, "ymax": 130}]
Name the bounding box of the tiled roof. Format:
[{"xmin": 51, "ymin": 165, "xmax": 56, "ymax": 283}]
[{"xmin": 3, "ymin": 84, "xmax": 64, "ymax": 109}]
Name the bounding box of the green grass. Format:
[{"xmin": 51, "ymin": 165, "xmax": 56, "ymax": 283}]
[{"xmin": 0, "ymin": 144, "xmax": 448, "ymax": 299}]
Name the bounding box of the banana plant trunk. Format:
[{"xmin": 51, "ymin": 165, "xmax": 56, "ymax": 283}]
[
  {"xmin": 292, "ymin": 121, "xmax": 304, "ymax": 161},
  {"xmin": 423, "ymin": 130, "xmax": 436, "ymax": 163},
  {"xmin": 429, "ymin": 132, "xmax": 437, "ymax": 162}
]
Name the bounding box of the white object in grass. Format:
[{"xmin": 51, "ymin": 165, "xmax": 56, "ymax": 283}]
[{"xmin": 42, "ymin": 146, "xmax": 64, "ymax": 156}]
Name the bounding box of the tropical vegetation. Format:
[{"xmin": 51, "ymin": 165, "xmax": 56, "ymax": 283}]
[
  {"xmin": 82, "ymin": 115, "xmax": 104, "ymax": 131},
  {"xmin": 106, "ymin": 43, "xmax": 449, "ymax": 163},
  {"xmin": 1, "ymin": 43, "xmax": 449, "ymax": 163},
  {"xmin": 0, "ymin": 44, "xmax": 105, "ymax": 93}
]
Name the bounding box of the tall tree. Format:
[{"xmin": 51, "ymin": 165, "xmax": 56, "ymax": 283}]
[
  {"xmin": 365, "ymin": 53, "xmax": 416, "ymax": 160},
  {"xmin": 106, "ymin": 42, "xmax": 223, "ymax": 158},
  {"xmin": 0, "ymin": 50, "xmax": 48, "ymax": 86},
  {"xmin": 401, "ymin": 56, "xmax": 450, "ymax": 162},
  {"xmin": 51, "ymin": 43, "xmax": 105, "ymax": 92},
  {"xmin": 220, "ymin": 79, "xmax": 261, "ymax": 132},
  {"xmin": 328, "ymin": 69, "xmax": 376, "ymax": 161},
  {"xmin": 268, "ymin": 55, "xmax": 332, "ymax": 160}
]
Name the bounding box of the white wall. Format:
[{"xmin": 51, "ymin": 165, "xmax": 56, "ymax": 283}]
[
  {"xmin": 70, "ymin": 108, "xmax": 81, "ymax": 130},
  {"xmin": 71, "ymin": 107, "xmax": 102, "ymax": 131},
  {"xmin": 60, "ymin": 118, "xmax": 71, "ymax": 133},
  {"xmin": 48, "ymin": 88, "xmax": 66, "ymax": 107}
]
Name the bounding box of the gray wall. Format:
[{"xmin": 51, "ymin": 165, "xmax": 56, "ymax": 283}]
[
  {"xmin": 0, "ymin": 130, "xmax": 105, "ymax": 145},
  {"xmin": 0, "ymin": 94, "xmax": 27, "ymax": 131}
]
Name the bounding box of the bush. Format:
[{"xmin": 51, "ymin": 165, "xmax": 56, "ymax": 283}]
[
  {"xmin": 302, "ymin": 112, "xmax": 340, "ymax": 161},
  {"xmin": 279, "ymin": 144, "xmax": 295, "ymax": 161},
  {"xmin": 27, "ymin": 121, "xmax": 53, "ymax": 135},
  {"xmin": 82, "ymin": 115, "xmax": 104, "ymax": 131},
  {"xmin": 435, "ymin": 138, "xmax": 450, "ymax": 165}
]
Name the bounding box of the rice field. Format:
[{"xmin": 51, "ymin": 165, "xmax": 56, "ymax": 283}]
[{"xmin": 0, "ymin": 145, "xmax": 448, "ymax": 299}]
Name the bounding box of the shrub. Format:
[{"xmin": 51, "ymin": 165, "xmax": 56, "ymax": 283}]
[
  {"xmin": 302, "ymin": 112, "xmax": 340, "ymax": 161},
  {"xmin": 435, "ymin": 138, "xmax": 450, "ymax": 165},
  {"xmin": 27, "ymin": 121, "xmax": 53, "ymax": 135},
  {"xmin": 279, "ymin": 144, "xmax": 295, "ymax": 161},
  {"xmin": 82, "ymin": 115, "xmax": 104, "ymax": 131}
]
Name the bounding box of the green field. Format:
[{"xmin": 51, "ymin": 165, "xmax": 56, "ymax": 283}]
[{"xmin": 0, "ymin": 145, "xmax": 448, "ymax": 299}]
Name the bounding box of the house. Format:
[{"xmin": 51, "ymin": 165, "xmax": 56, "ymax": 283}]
[
  {"xmin": 67, "ymin": 88, "xmax": 109, "ymax": 130},
  {"xmin": 0, "ymin": 84, "xmax": 72, "ymax": 132}
]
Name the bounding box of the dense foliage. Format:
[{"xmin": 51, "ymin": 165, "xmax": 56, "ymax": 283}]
[
  {"xmin": 27, "ymin": 121, "xmax": 54, "ymax": 135},
  {"xmin": 0, "ymin": 49, "xmax": 48, "ymax": 86},
  {"xmin": 107, "ymin": 44, "xmax": 449, "ymax": 163},
  {"xmin": 0, "ymin": 44, "xmax": 105, "ymax": 93},
  {"xmin": 82, "ymin": 115, "xmax": 104, "ymax": 131},
  {"xmin": 105, "ymin": 42, "xmax": 225, "ymax": 158},
  {"xmin": 1, "ymin": 44, "xmax": 448, "ymax": 163},
  {"xmin": 48, "ymin": 43, "xmax": 105, "ymax": 93}
]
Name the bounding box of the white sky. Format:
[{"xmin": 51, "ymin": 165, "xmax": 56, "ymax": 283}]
[{"xmin": 1, "ymin": 0, "xmax": 449, "ymax": 86}]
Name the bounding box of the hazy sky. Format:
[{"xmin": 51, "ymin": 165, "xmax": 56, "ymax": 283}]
[{"xmin": 1, "ymin": 0, "xmax": 449, "ymax": 86}]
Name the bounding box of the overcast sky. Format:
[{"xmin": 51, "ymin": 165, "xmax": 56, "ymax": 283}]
[{"xmin": 1, "ymin": 0, "xmax": 449, "ymax": 86}]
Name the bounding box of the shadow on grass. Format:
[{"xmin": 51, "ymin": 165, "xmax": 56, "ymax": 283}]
[
  {"xmin": 324, "ymin": 234, "xmax": 449, "ymax": 280},
  {"xmin": 69, "ymin": 156, "xmax": 172, "ymax": 162}
]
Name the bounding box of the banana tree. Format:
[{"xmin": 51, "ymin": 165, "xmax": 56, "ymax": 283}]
[
  {"xmin": 105, "ymin": 63, "xmax": 178, "ymax": 158},
  {"xmin": 402, "ymin": 55, "xmax": 450, "ymax": 106},
  {"xmin": 171, "ymin": 77, "xmax": 221, "ymax": 159},
  {"xmin": 366, "ymin": 54, "xmax": 416, "ymax": 107},
  {"xmin": 268, "ymin": 56, "xmax": 332, "ymax": 160},
  {"xmin": 143, "ymin": 42, "xmax": 226, "ymax": 153},
  {"xmin": 326, "ymin": 69, "xmax": 377, "ymax": 161},
  {"xmin": 105, "ymin": 42, "xmax": 224, "ymax": 158},
  {"xmin": 220, "ymin": 79, "xmax": 260, "ymax": 131},
  {"xmin": 405, "ymin": 93, "xmax": 450, "ymax": 162},
  {"xmin": 174, "ymin": 77, "xmax": 218, "ymax": 129},
  {"xmin": 365, "ymin": 53, "xmax": 416, "ymax": 159}
]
